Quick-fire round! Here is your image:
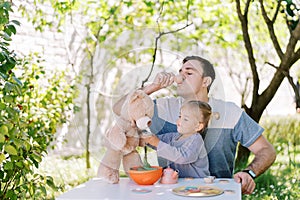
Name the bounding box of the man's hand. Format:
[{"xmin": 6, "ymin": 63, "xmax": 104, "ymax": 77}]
[
  {"xmin": 234, "ymin": 135, "xmax": 276, "ymax": 194},
  {"xmin": 234, "ymin": 171, "xmax": 256, "ymax": 194},
  {"xmin": 154, "ymin": 72, "xmax": 175, "ymax": 88},
  {"xmin": 143, "ymin": 72, "xmax": 174, "ymax": 94}
]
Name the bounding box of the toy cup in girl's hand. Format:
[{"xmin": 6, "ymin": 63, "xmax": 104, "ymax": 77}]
[{"xmin": 160, "ymin": 167, "xmax": 179, "ymax": 184}]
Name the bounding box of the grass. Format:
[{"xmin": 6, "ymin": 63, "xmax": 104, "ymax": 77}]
[
  {"xmin": 242, "ymin": 115, "xmax": 300, "ymax": 200},
  {"xmin": 36, "ymin": 115, "xmax": 300, "ymax": 199},
  {"xmin": 243, "ymin": 153, "xmax": 300, "ymax": 200},
  {"xmin": 36, "ymin": 154, "xmax": 98, "ymax": 199}
]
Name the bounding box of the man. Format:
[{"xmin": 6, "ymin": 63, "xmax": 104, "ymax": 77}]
[{"xmin": 113, "ymin": 56, "xmax": 276, "ymax": 194}]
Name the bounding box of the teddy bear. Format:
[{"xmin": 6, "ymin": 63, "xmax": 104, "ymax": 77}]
[{"xmin": 97, "ymin": 89, "xmax": 154, "ymax": 184}]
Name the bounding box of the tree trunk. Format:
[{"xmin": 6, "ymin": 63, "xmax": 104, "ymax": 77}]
[{"xmin": 86, "ymin": 84, "xmax": 91, "ymax": 169}]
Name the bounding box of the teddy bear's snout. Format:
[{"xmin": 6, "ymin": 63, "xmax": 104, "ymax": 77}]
[{"xmin": 136, "ymin": 116, "xmax": 152, "ymax": 130}]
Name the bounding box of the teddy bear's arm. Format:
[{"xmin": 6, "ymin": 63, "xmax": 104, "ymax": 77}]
[{"xmin": 105, "ymin": 125, "xmax": 127, "ymax": 151}]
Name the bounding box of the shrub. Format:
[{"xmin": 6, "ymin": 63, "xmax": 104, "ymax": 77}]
[
  {"xmin": 0, "ymin": 2, "xmax": 78, "ymax": 199},
  {"xmin": 243, "ymin": 115, "xmax": 300, "ymax": 199}
]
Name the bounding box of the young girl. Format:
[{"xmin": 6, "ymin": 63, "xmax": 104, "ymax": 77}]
[{"xmin": 143, "ymin": 100, "xmax": 212, "ymax": 178}]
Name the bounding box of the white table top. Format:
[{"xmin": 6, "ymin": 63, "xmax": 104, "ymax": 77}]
[{"xmin": 57, "ymin": 177, "xmax": 241, "ymax": 200}]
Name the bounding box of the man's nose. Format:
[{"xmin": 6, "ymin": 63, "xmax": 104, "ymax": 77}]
[{"xmin": 174, "ymin": 75, "xmax": 184, "ymax": 84}]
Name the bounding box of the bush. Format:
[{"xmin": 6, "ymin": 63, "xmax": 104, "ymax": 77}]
[
  {"xmin": 0, "ymin": 2, "xmax": 78, "ymax": 199},
  {"xmin": 243, "ymin": 115, "xmax": 300, "ymax": 200}
]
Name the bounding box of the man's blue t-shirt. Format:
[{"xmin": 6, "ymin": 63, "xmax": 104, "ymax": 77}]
[{"xmin": 150, "ymin": 97, "xmax": 263, "ymax": 178}]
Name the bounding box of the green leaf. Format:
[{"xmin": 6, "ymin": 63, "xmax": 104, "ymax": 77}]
[
  {"xmin": 0, "ymin": 41, "xmax": 10, "ymax": 48},
  {"xmin": 0, "ymin": 134, "xmax": 5, "ymax": 143},
  {"xmin": 23, "ymin": 140, "xmax": 31, "ymax": 151},
  {"xmin": 4, "ymin": 161, "xmax": 13, "ymax": 170},
  {"xmin": 40, "ymin": 186, "xmax": 47, "ymax": 196},
  {"xmin": 7, "ymin": 24, "xmax": 16, "ymax": 34},
  {"xmin": 7, "ymin": 107, "xmax": 19, "ymax": 119},
  {"xmin": 3, "ymin": 95, "xmax": 14, "ymax": 102},
  {"xmin": 3, "ymin": 32, "xmax": 12, "ymax": 41},
  {"xmin": 11, "ymin": 20, "xmax": 21, "ymax": 26},
  {"xmin": 4, "ymin": 82, "xmax": 15, "ymax": 93},
  {"xmin": 0, "ymin": 103, "xmax": 6, "ymax": 110},
  {"xmin": 0, "ymin": 124, "xmax": 9, "ymax": 134},
  {"xmin": 0, "ymin": 153, "xmax": 5, "ymax": 164},
  {"xmin": 4, "ymin": 27, "xmax": 12, "ymax": 36},
  {"xmin": 0, "ymin": 71, "xmax": 8, "ymax": 79},
  {"xmin": 46, "ymin": 176, "xmax": 57, "ymax": 190},
  {"xmin": 6, "ymin": 189, "xmax": 17, "ymax": 200},
  {"xmin": 32, "ymin": 152, "xmax": 42, "ymax": 163},
  {"xmin": 4, "ymin": 145, "xmax": 18, "ymax": 155},
  {"xmin": 13, "ymin": 84, "xmax": 22, "ymax": 95},
  {"xmin": 2, "ymin": 2, "xmax": 12, "ymax": 11},
  {"xmin": 16, "ymin": 161, "xmax": 23, "ymax": 168},
  {"xmin": 13, "ymin": 139, "xmax": 22, "ymax": 149},
  {"xmin": 12, "ymin": 76, "xmax": 23, "ymax": 86},
  {"xmin": 29, "ymin": 154, "xmax": 40, "ymax": 168}
]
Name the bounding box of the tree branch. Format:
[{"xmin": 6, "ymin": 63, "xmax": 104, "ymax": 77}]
[
  {"xmin": 259, "ymin": 0, "xmax": 284, "ymax": 59},
  {"xmin": 284, "ymin": 31, "xmax": 300, "ymax": 67},
  {"xmin": 292, "ymin": 20, "xmax": 300, "ymax": 40},
  {"xmin": 271, "ymin": 0, "xmax": 281, "ymax": 23},
  {"xmin": 266, "ymin": 62, "xmax": 300, "ymax": 107},
  {"xmin": 294, "ymin": 46, "xmax": 300, "ymax": 60},
  {"xmin": 141, "ymin": 1, "xmax": 193, "ymax": 87},
  {"xmin": 235, "ymin": 0, "xmax": 260, "ymax": 107}
]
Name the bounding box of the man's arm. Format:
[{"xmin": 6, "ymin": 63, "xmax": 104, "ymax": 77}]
[
  {"xmin": 113, "ymin": 72, "xmax": 175, "ymax": 115},
  {"xmin": 247, "ymin": 135, "xmax": 276, "ymax": 175},
  {"xmin": 234, "ymin": 135, "xmax": 276, "ymax": 194}
]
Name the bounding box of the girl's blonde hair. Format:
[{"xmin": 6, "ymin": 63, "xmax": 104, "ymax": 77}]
[{"xmin": 183, "ymin": 100, "xmax": 212, "ymax": 132}]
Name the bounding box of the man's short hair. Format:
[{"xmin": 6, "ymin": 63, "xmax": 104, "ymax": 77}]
[{"xmin": 183, "ymin": 56, "xmax": 216, "ymax": 85}]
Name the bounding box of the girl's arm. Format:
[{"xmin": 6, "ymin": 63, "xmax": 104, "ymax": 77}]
[{"xmin": 157, "ymin": 136, "xmax": 203, "ymax": 164}]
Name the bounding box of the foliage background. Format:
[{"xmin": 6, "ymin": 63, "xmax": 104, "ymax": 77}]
[{"xmin": 0, "ymin": 2, "xmax": 78, "ymax": 199}]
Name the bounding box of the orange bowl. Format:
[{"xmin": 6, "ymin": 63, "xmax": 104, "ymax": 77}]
[{"xmin": 128, "ymin": 166, "xmax": 163, "ymax": 185}]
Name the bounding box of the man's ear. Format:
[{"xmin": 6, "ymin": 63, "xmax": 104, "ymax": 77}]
[{"xmin": 203, "ymin": 77, "xmax": 212, "ymax": 87}]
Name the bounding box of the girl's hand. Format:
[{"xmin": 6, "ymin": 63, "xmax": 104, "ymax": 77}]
[{"xmin": 142, "ymin": 135, "xmax": 160, "ymax": 147}]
